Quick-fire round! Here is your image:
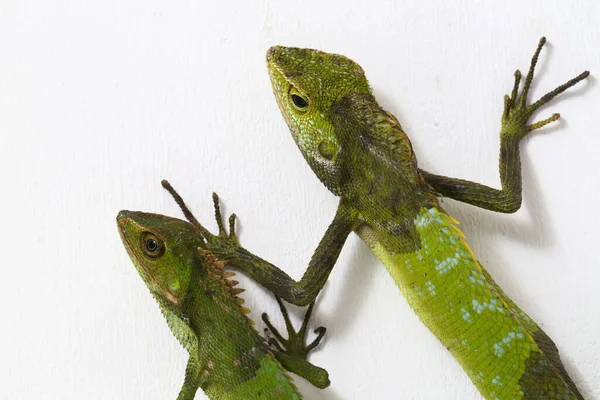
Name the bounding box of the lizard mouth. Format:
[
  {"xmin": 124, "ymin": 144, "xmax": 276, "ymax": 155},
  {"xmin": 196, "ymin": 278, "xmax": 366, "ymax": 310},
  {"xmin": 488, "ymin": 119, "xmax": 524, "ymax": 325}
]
[
  {"xmin": 265, "ymin": 64, "xmax": 303, "ymax": 142},
  {"xmin": 117, "ymin": 212, "xmax": 165, "ymax": 296},
  {"xmin": 117, "ymin": 212, "xmax": 182, "ymax": 306},
  {"xmin": 117, "ymin": 211, "xmax": 139, "ymax": 255},
  {"xmin": 117, "ymin": 213, "xmax": 134, "ymax": 252}
]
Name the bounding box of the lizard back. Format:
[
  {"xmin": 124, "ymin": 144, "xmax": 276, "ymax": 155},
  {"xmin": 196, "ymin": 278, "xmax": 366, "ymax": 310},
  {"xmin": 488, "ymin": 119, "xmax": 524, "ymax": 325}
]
[{"xmin": 358, "ymin": 207, "xmax": 583, "ymax": 399}]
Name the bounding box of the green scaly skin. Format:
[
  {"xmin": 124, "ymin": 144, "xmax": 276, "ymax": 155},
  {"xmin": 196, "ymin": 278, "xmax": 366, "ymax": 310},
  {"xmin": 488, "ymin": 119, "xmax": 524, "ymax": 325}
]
[
  {"xmin": 184, "ymin": 38, "xmax": 588, "ymax": 399},
  {"xmin": 117, "ymin": 209, "xmax": 329, "ymax": 400},
  {"xmin": 265, "ymin": 38, "xmax": 588, "ymax": 399}
]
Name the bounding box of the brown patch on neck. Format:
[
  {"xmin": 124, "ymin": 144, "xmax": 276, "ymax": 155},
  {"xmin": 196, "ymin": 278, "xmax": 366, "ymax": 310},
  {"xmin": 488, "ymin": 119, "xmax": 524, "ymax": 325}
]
[{"xmin": 163, "ymin": 290, "xmax": 179, "ymax": 305}]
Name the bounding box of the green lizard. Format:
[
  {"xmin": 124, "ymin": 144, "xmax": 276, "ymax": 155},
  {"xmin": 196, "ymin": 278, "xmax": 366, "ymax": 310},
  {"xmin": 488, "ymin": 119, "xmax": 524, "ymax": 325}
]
[
  {"xmin": 172, "ymin": 38, "xmax": 589, "ymax": 399},
  {"xmin": 117, "ymin": 209, "xmax": 329, "ymax": 400}
]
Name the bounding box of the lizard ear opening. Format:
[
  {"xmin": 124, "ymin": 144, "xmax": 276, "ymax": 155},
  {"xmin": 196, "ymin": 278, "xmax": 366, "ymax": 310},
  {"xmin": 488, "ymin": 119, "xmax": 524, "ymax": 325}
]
[{"xmin": 318, "ymin": 141, "xmax": 338, "ymax": 161}]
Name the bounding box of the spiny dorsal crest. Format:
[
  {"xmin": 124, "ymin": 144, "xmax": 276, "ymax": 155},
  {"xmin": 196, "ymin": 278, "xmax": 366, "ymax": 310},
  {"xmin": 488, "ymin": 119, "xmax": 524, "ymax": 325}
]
[
  {"xmin": 349, "ymin": 93, "xmax": 419, "ymax": 177},
  {"xmin": 198, "ymin": 249, "xmax": 255, "ymax": 327}
]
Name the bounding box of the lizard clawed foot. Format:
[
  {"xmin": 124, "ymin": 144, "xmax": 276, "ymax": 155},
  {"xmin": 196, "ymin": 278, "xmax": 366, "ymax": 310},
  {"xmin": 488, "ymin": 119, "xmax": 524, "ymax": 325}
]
[
  {"xmin": 262, "ymin": 297, "xmax": 330, "ymax": 389},
  {"xmin": 161, "ymin": 180, "xmax": 240, "ymax": 248},
  {"xmin": 501, "ymin": 37, "xmax": 589, "ymax": 140},
  {"xmin": 263, "ymin": 297, "xmax": 326, "ymax": 358},
  {"xmin": 210, "ymin": 192, "xmax": 240, "ymax": 247}
]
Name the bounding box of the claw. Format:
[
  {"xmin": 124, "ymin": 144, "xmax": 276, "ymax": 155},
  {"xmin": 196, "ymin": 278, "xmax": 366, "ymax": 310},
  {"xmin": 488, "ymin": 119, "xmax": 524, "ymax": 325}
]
[
  {"xmin": 228, "ymin": 213, "xmax": 239, "ymax": 245},
  {"xmin": 297, "ymin": 300, "xmax": 315, "ymax": 337},
  {"xmin": 161, "ymin": 180, "xmax": 243, "ymax": 249},
  {"xmin": 161, "ymin": 180, "xmax": 212, "ymax": 240},
  {"xmin": 519, "ymin": 37, "xmax": 546, "ymax": 107},
  {"xmin": 530, "ymin": 71, "xmax": 590, "ymax": 112},
  {"xmin": 526, "ymin": 113, "xmax": 560, "ymax": 132},
  {"xmin": 504, "ymin": 70, "xmax": 522, "ymax": 121},
  {"xmin": 306, "ymin": 326, "xmax": 327, "ymax": 353},
  {"xmin": 262, "ymin": 311, "xmax": 288, "ymax": 345},
  {"xmin": 211, "ymin": 192, "xmax": 242, "ymax": 243},
  {"xmin": 262, "ymin": 297, "xmax": 326, "ymax": 360},
  {"xmin": 511, "ymin": 70, "xmax": 522, "ymax": 104},
  {"xmin": 502, "ymin": 94, "xmax": 511, "ymax": 121},
  {"xmin": 212, "ymin": 192, "xmax": 227, "ymax": 237},
  {"xmin": 267, "ymin": 337, "xmax": 285, "ymax": 352},
  {"xmin": 275, "ymin": 296, "xmax": 296, "ymax": 337}
]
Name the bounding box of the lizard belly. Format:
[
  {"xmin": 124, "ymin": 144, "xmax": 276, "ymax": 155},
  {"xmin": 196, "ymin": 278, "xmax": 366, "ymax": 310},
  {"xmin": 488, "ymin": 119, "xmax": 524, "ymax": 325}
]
[{"xmin": 359, "ymin": 207, "xmax": 582, "ymax": 400}]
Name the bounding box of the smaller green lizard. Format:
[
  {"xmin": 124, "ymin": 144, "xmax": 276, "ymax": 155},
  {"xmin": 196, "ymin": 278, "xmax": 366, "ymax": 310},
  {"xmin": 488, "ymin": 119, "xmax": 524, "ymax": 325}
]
[{"xmin": 117, "ymin": 204, "xmax": 329, "ymax": 399}]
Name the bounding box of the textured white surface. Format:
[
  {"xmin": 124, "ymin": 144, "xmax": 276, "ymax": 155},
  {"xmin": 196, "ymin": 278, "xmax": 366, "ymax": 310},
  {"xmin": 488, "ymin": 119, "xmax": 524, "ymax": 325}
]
[{"xmin": 1, "ymin": 1, "xmax": 599, "ymax": 399}]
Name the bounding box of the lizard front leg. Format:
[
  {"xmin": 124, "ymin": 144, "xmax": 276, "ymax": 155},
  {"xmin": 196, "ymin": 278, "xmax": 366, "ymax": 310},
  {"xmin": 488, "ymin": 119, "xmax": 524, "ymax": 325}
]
[
  {"xmin": 420, "ymin": 37, "xmax": 589, "ymax": 213},
  {"xmin": 161, "ymin": 180, "xmax": 358, "ymax": 306},
  {"xmin": 176, "ymin": 355, "xmax": 203, "ymax": 400}
]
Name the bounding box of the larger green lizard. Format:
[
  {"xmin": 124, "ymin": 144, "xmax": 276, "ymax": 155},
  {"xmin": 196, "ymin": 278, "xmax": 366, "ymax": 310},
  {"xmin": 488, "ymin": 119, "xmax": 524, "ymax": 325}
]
[
  {"xmin": 178, "ymin": 38, "xmax": 589, "ymax": 399},
  {"xmin": 117, "ymin": 209, "xmax": 329, "ymax": 399}
]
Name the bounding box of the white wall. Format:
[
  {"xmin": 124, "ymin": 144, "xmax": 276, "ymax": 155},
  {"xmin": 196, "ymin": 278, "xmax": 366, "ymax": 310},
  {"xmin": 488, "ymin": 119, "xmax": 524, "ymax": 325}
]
[{"xmin": 1, "ymin": 1, "xmax": 598, "ymax": 399}]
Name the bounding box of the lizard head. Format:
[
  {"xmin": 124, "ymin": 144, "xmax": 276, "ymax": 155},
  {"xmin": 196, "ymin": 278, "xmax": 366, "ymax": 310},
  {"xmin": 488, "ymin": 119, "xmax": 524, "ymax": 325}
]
[
  {"xmin": 117, "ymin": 211, "xmax": 200, "ymax": 306},
  {"xmin": 266, "ymin": 46, "xmax": 372, "ymax": 195}
]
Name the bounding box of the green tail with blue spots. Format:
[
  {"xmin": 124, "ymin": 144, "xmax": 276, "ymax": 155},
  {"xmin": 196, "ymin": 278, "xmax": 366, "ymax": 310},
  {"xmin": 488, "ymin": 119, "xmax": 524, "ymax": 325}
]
[{"xmin": 361, "ymin": 207, "xmax": 583, "ymax": 400}]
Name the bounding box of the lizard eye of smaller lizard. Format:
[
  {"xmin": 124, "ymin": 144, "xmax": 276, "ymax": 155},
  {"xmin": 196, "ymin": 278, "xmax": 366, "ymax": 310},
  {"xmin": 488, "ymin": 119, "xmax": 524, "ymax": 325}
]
[
  {"xmin": 141, "ymin": 232, "xmax": 165, "ymax": 260},
  {"xmin": 289, "ymin": 87, "xmax": 309, "ymax": 111}
]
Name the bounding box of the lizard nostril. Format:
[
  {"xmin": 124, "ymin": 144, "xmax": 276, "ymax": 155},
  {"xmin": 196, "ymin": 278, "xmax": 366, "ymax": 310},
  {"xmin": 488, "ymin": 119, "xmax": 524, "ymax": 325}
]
[{"xmin": 266, "ymin": 46, "xmax": 282, "ymax": 63}]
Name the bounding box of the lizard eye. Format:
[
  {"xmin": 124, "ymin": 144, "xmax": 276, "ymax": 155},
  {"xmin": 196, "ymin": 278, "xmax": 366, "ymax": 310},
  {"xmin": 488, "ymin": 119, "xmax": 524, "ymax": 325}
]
[
  {"xmin": 141, "ymin": 232, "xmax": 165, "ymax": 260},
  {"xmin": 289, "ymin": 87, "xmax": 309, "ymax": 111}
]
